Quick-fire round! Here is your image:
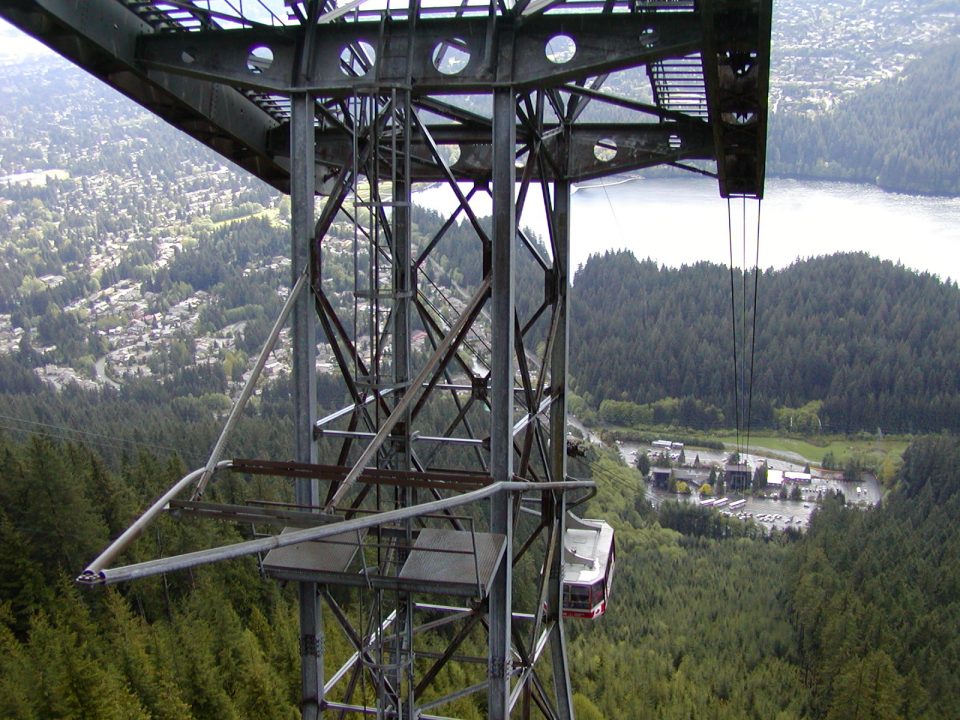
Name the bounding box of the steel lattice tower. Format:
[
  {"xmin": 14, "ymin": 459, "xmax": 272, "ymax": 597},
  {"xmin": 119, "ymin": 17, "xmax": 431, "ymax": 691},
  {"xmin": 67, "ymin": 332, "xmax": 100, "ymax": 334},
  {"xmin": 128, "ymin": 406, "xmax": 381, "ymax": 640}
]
[{"xmin": 2, "ymin": 1, "xmax": 770, "ymax": 717}]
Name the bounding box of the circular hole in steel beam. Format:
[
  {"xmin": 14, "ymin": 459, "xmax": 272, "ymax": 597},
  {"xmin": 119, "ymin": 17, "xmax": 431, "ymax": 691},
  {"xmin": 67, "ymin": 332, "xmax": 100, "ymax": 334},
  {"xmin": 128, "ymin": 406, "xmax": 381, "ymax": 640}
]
[
  {"xmin": 439, "ymin": 144, "xmax": 462, "ymax": 167},
  {"xmin": 432, "ymin": 39, "xmax": 471, "ymax": 75},
  {"xmin": 594, "ymin": 138, "xmax": 617, "ymax": 163},
  {"xmin": 339, "ymin": 41, "xmax": 377, "ymax": 77},
  {"xmin": 545, "ymin": 34, "xmax": 576, "ymax": 65},
  {"xmin": 246, "ymin": 45, "xmax": 274, "ymax": 74}
]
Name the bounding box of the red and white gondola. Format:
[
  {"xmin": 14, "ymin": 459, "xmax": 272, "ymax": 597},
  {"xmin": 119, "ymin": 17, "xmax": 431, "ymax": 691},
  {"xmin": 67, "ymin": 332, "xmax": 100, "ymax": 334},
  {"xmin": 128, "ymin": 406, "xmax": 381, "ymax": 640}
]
[{"xmin": 561, "ymin": 514, "xmax": 615, "ymax": 619}]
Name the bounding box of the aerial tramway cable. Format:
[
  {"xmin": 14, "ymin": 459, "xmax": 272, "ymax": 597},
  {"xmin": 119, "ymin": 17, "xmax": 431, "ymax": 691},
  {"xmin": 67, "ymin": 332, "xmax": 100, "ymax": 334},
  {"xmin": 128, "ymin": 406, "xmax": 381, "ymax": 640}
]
[
  {"xmin": 740, "ymin": 198, "xmax": 750, "ymax": 453},
  {"xmin": 725, "ymin": 196, "xmax": 763, "ymax": 467},
  {"xmin": 726, "ymin": 199, "xmax": 742, "ymax": 459},
  {"xmin": 745, "ymin": 202, "xmax": 762, "ymax": 458}
]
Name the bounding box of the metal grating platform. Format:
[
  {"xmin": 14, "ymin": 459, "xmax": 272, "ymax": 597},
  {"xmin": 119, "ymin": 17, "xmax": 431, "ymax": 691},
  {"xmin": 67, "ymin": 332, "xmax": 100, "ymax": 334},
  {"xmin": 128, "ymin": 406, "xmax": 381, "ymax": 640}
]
[
  {"xmin": 262, "ymin": 527, "xmax": 366, "ymax": 579},
  {"xmin": 261, "ymin": 526, "xmax": 506, "ymax": 598},
  {"xmin": 398, "ymin": 528, "xmax": 506, "ymax": 598}
]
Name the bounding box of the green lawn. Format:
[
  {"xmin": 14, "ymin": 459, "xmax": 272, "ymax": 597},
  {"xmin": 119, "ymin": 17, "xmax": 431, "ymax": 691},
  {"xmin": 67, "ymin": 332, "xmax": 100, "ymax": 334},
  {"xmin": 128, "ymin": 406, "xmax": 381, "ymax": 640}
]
[
  {"xmin": 589, "ymin": 421, "xmax": 911, "ymax": 469},
  {"xmin": 210, "ymin": 208, "xmax": 272, "ymax": 229},
  {"xmin": 713, "ymin": 431, "xmax": 910, "ymax": 467}
]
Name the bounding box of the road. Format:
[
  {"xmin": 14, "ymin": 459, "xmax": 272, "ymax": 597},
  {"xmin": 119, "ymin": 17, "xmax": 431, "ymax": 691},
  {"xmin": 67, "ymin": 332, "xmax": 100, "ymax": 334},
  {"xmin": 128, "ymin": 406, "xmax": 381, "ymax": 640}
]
[{"xmin": 94, "ymin": 356, "xmax": 121, "ymax": 389}]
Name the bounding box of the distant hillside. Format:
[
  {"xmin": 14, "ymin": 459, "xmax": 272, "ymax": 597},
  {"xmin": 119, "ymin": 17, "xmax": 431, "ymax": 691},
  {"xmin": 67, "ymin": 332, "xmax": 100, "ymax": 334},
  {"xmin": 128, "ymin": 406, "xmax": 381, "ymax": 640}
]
[
  {"xmin": 569, "ymin": 251, "xmax": 960, "ymax": 434},
  {"xmin": 768, "ymin": 41, "xmax": 960, "ymax": 196},
  {"xmin": 786, "ymin": 434, "xmax": 960, "ymax": 718},
  {"xmin": 769, "ymin": 0, "xmax": 960, "ymax": 116}
]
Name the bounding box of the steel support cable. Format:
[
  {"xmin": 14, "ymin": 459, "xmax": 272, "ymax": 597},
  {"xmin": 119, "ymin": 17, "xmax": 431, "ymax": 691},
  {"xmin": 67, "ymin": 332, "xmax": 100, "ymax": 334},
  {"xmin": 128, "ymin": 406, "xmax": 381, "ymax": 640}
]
[
  {"xmin": 741, "ymin": 197, "xmax": 747, "ymax": 461},
  {"xmin": 740, "ymin": 198, "xmax": 750, "ymax": 454},
  {"xmin": 726, "ymin": 198, "xmax": 741, "ymax": 459},
  {"xmin": 415, "ymin": 282, "xmax": 490, "ymax": 376},
  {"xmin": 588, "ymin": 462, "xmax": 642, "ymax": 497},
  {"xmin": 410, "ymin": 301, "xmax": 489, "ymax": 473},
  {"xmin": 419, "ymin": 394, "xmax": 478, "ymax": 469},
  {"xmin": 412, "ymin": 296, "xmax": 484, "ymax": 389},
  {"xmin": 745, "ymin": 200, "xmax": 762, "ymax": 462},
  {"xmin": 410, "ymin": 289, "xmax": 494, "ymax": 424},
  {"xmin": 419, "ymin": 259, "xmax": 492, "ymax": 359}
]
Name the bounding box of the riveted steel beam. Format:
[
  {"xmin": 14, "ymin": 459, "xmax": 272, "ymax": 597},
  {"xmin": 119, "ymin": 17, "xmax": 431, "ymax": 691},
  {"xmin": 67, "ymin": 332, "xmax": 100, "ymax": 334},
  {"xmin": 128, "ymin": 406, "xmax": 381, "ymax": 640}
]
[
  {"xmin": 136, "ymin": 14, "xmax": 701, "ymax": 94},
  {"xmin": 2, "ymin": 0, "xmax": 770, "ymax": 197},
  {"xmin": 265, "ymin": 121, "xmax": 712, "ymax": 182},
  {"xmin": 0, "ymin": 0, "xmax": 292, "ymax": 192}
]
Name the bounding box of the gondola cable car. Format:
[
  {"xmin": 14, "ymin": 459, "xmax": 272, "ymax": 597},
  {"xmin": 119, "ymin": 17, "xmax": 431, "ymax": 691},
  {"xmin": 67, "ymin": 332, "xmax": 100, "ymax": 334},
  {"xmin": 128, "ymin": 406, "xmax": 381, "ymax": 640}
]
[{"xmin": 561, "ymin": 513, "xmax": 615, "ymax": 619}]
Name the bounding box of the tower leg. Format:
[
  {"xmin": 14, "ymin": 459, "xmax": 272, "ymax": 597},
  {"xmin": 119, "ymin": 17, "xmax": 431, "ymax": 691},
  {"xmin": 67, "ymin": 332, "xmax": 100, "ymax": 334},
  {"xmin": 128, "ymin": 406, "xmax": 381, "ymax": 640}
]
[
  {"xmin": 291, "ymin": 91, "xmax": 323, "ymax": 719},
  {"xmin": 548, "ymin": 178, "xmax": 575, "ymax": 719},
  {"xmin": 489, "ymin": 87, "xmax": 517, "ymax": 718},
  {"xmin": 393, "ymin": 89, "xmax": 415, "ymax": 720}
]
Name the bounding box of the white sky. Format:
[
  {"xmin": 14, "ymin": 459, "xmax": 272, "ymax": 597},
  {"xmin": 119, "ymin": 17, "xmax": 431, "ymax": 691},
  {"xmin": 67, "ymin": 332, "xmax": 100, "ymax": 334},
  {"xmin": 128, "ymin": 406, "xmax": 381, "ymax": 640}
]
[{"xmin": 0, "ymin": 19, "xmax": 54, "ymax": 64}]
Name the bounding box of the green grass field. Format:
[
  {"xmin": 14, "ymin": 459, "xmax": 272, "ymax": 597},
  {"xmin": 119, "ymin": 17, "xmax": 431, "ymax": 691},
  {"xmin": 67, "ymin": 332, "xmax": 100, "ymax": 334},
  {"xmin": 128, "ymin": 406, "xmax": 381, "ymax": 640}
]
[
  {"xmin": 591, "ymin": 425, "xmax": 910, "ymax": 469},
  {"xmin": 710, "ymin": 431, "xmax": 909, "ymax": 468},
  {"xmin": 594, "ymin": 420, "xmax": 912, "ymax": 470}
]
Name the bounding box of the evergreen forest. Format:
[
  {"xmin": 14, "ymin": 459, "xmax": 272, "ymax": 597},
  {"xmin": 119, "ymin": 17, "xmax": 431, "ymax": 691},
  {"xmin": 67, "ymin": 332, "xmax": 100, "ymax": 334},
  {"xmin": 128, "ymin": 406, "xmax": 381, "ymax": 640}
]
[
  {"xmin": 569, "ymin": 251, "xmax": 960, "ymax": 434},
  {"xmin": 767, "ymin": 41, "xmax": 960, "ymax": 196},
  {"xmin": 3, "ymin": 416, "xmax": 960, "ymax": 717}
]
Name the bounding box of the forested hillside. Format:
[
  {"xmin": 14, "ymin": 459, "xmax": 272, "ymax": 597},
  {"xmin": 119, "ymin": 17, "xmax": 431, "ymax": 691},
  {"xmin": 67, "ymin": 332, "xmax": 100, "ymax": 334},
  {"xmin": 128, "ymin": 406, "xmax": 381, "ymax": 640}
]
[
  {"xmin": 0, "ymin": 428, "xmax": 809, "ymax": 720},
  {"xmin": 2, "ymin": 10, "xmax": 960, "ymax": 718},
  {"xmin": 569, "ymin": 251, "xmax": 960, "ymax": 434},
  {"xmin": 787, "ymin": 434, "xmax": 960, "ymax": 718},
  {"xmin": 566, "ymin": 453, "xmax": 806, "ymax": 719},
  {"xmin": 0, "ymin": 427, "xmax": 816, "ymax": 718},
  {"xmin": 2, "ymin": 400, "xmax": 959, "ymax": 717},
  {"xmin": 768, "ymin": 41, "xmax": 960, "ymax": 196},
  {"xmin": 566, "ymin": 436, "xmax": 960, "ymax": 719},
  {"xmin": 0, "ymin": 433, "xmax": 306, "ymax": 719}
]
